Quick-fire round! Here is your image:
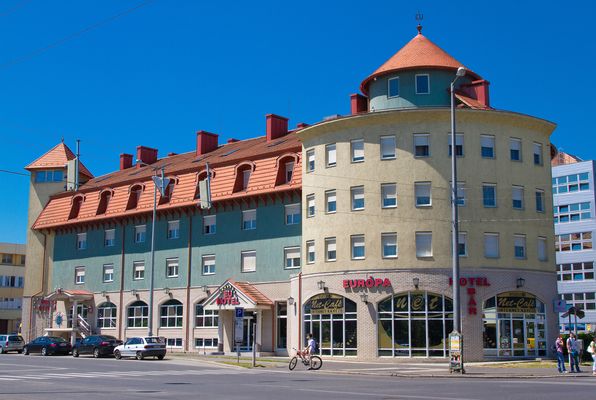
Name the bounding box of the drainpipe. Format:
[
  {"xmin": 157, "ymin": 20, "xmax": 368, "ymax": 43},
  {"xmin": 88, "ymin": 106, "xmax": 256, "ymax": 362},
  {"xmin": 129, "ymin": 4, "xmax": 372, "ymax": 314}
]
[
  {"xmin": 118, "ymin": 224, "xmax": 126, "ymax": 340},
  {"xmin": 185, "ymin": 213, "xmax": 193, "ymax": 352},
  {"xmin": 298, "ymin": 272, "xmax": 302, "ymax": 351}
]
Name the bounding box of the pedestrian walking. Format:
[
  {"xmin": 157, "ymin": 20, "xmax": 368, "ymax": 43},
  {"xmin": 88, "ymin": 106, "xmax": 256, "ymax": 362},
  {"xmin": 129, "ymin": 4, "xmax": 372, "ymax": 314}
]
[
  {"xmin": 555, "ymin": 335, "xmax": 567, "ymax": 373},
  {"xmin": 587, "ymin": 337, "xmax": 596, "ymax": 376},
  {"xmin": 566, "ymin": 333, "xmax": 582, "ymax": 373}
]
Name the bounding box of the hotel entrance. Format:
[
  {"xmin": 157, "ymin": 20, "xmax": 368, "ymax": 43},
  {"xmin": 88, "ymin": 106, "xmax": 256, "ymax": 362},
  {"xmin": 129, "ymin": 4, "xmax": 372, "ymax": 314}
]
[{"xmin": 234, "ymin": 312, "xmax": 255, "ymax": 352}]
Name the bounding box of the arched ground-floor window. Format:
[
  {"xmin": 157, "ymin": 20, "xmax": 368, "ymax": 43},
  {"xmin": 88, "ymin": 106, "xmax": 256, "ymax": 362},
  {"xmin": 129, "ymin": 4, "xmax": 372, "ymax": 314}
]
[
  {"xmin": 127, "ymin": 301, "xmax": 148, "ymax": 328},
  {"xmin": 304, "ymin": 294, "xmax": 357, "ymax": 356},
  {"xmin": 482, "ymin": 292, "xmax": 547, "ymax": 357},
  {"xmin": 97, "ymin": 302, "xmax": 117, "ymax": 328},
  {"xmin": 160, "ymin": 299, "xmax": 183, "ymax": 328},
  {"xmin": 378, "ymin": 291, "xmax": 453, "ymax": 357}
]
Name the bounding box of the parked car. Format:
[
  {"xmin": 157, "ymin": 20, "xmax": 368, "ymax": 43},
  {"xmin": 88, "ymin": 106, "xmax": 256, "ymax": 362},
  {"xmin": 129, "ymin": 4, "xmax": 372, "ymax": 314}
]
[
  {"xmin": 73, "ymin": 335, "xmax": 122, "ymax": 358},
  {"xmin": 0, "ymin": 334, "xmax": 25, "ymax": 354},
  {"xmin": 23, "ymin": 336, "xmax": 71, "ymax": 356},
  {"xmin": 113, "ymin": 336, "xmax": 166, "ymax": 360}
]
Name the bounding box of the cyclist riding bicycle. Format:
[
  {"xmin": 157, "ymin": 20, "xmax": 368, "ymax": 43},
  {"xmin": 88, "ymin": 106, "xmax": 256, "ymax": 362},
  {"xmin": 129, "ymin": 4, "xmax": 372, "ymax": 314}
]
[{"xmin": 301, "ymin": 333, "xmax": 316, "ymax": 358}]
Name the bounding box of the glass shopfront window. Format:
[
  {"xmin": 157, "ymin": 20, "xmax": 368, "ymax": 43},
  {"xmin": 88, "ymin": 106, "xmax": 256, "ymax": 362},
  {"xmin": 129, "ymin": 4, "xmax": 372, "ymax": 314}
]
[
  {"xmin": 304, "ymin": 294, "xmax": 357, "ymax": 356},
  {"xmin": 378, "ymin": 291, "xmax": 453, "ymax": 357},
  {"xmin": 482, "ymin": 292, "xmax": 546, "ymax": 358}
]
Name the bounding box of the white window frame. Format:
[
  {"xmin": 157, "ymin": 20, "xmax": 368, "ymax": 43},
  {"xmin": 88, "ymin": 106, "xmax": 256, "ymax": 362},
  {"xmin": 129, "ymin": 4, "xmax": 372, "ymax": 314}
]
[
  {"xmin": 480, "ymin": 135, "xmax": 495, "ymax": 158},
  {"xmin": 242, "ymin": 169, "xmax": 251, "ymax": 190},
  {"xmin": 241, "ymin": 250, "xmax": 256, "ymax": 273},
  {"xmin": 510, "ymin": 138, "xmax": 522, "ymax": 161},
  {"xmin": 166, "ymin": 258, "xmax": 179, "ymax": 278},
  {"xmin": 242, "ymin": 209, "xmax": 257, "ymax": 230},
  {"xmin": 325, "ymin": 143, "xmax": 337, "ymax": 167},
  {"xmin": 74, "ymin": 267, "xmax": 85, "ymax": 285},
  {"xmin": 415, "ymin": 182, "xmax": 432, "ymax": 207},
  {"xmin": 133, "ymin": 261, "xmax": 145, "ymax": 280},
  {"xmin": 306, "ymin": 240, "xmax": 315, "ymax": 264},
  {"xmin": 484, "ymin": 233, "xmax": 500, "ymax": 259},
  {"xmin": 134, "ymin": 225, "xmax": 146, "ymax": 243},
  {"xmin": 325, "ymin": 237, "xmax": 336, "ymax": 262},
  {"xmin": 457, "ymin": 232, "xmax": 468, "ymax": 257},
  {"xmin": 306, "ymin": 149, "xmax": 315, "ymax": 173},
  {"xmin": 167, "ymin": 220, "xmax": 180, "ymax": 239},
  {"xmin": 538, "ymin": 236, "xmax": 548, "ymax": 261},
  {"xmin": 381, "ymin": 233, "xmax": 398, "ymax": 259},
  {"xmin": 203, "ymin": 215, "xmax": 216, "ymax": 235},
  {"xmin": 448, "ymin": 133, "xmax": 464, "ymax": 157},
  {"xmin": 285, "ymin": 161, "xmax": 294, "ymax": 183},
  {"xmin": 533, "ymin": 142, "xmax": 543, "ymax": 166},
  {"xmin": 351, "ymin": 139, "xmax": 364, "ymax": 163},
  {"xmin": 285, "ymin": 203, "xmax": 301, "ymax": 225},
  {"xmin": 415, "ymin": 73, "xmax": 430, "ymax": 94},
  {"xmin": 351, "ymin": 234, "xmax": 365, "ymax": 260},
  {"xmin": 104, "ymin": 229, "xmax": 115, "ymax": 247},
  {"xmin": 514, "ymin": 235, "xmax": 527, "ymax": 260},
  {"xmin": 306, "ymin": 194, "xmax": 315, "ymax": 218},
  {"xmin": 77, "ymin": 232, "xmax": 87, "ymax": 250},
  {"xmin": 202, "ymin": 255, "xmax": 215, "ymax": 275},
  {"xmin": 415, "ymin": 232, "xmax": 433, "ymax": 258},
  {"xmin": 325, "ymin": 190, "xmax": 337, "ymax": 214},
  {"xmin": 351, "ymin": 186, "xmax": 365, "ymax": 211},
  {"xmin": 512, "ymin": 185, "xmax": 524, "ymax": 210},
  {"xmin": 284, "ymin": 246, "xmax": 301, "ymax": 269},
  {"xmin": 103, "ymin": 264, "xmax": 114, "ymax": 283},
  {"xmin": 535, "ymin": 189, "xmax": 545, "ymax": 213},
  {"xmin": 380, "ymin": 135, "xmax": 396, "ymax": 160},
  {"xmin": 381, "ymin": 183, "xmax": 397, "ymax": 208},
  {"xmin": 482, "ymin": 184, "xmax": 497, "ymax": 208},
  {"xmin": 413, "ymin": 134, "xmax": 430, "ymax": 157}
]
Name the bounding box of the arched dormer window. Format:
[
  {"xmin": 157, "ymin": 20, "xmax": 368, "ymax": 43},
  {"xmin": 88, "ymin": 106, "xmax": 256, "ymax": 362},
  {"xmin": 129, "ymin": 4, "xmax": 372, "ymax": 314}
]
[
  {"xmin": 96, "ymin": 189, "xmax": 114, "ymax": 215},
  {"xmin": 126, "ymin": 184, "xmax": 145, "ymax": 210},
  {"xmin": 194, "ymin": 169, "xmax": 216, "ymax": 199},
  {"xmin": 158, "ymin": 177, "xmax": 178, "ymax": 205},
  {"xmin": 233, "ymin": 162, "xmax": 256, "ymax": 193},
  {"xmin": 68, "ymin": 194, "xmax": 85, "ymax": 220},
  {"xmin": 275, "ymin": 153, "xmax": 299, "ymax": 186}
]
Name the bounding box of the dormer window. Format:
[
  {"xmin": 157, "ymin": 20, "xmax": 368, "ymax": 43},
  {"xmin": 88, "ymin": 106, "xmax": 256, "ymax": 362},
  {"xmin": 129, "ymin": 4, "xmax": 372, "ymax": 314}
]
[
  {"xmin": 415, "ymin": 74, "xmax": 430, "ymax": 94},
  {"xmin": 97, "ymin": 190, "xmax": 112, "ymax": 215},
  {"xmin": 233, "ymin": 163, "xmax": 255, "ymax": 193},
  {"xmin": 285, "ymin": 162, "xmax": 294, "ymax": 183},
  {"xmin": 388, "ymin": 77, "xmax": 399, "ymax": 98},
  {"xmin": 275, "ymin": 154, "xmax": 299, "ymax": 186},
  {"xmin": 126, "ymin": 184, "xmax": 144, "ymax": 210},
  {"xmin": 68, "ymin": 195, "xmax": 84, "ymax": 220},
  {"xmin": 158, "ymin": 179, "xmax": 176, "ymax": 205},
  {"xmin": 195, "ymin": 169, "xmax": 215, "ymax": 200}
]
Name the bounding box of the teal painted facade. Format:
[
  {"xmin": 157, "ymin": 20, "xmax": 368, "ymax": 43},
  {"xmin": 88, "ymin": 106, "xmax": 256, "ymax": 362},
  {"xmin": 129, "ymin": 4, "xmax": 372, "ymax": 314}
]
[
  {"xmin": 52, "ymin": 198, "xmax": 302, "ymax": 293},
  {"xmin": 368, "ymin": 69, "xmax": 473, "ymax": 111}
]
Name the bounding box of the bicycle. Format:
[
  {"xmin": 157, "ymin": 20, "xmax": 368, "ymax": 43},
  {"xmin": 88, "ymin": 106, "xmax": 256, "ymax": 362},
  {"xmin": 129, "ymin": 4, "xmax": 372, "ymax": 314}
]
[{"xmin": 288, "ymin": 347, "xmax": 322, "ymax": 370}]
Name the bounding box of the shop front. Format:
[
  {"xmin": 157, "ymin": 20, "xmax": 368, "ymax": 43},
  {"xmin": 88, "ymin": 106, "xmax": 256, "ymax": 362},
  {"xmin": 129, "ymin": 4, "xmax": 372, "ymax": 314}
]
[{"xmin": 44, "ymin": 288, "xmax": 94, "ymax": 346}]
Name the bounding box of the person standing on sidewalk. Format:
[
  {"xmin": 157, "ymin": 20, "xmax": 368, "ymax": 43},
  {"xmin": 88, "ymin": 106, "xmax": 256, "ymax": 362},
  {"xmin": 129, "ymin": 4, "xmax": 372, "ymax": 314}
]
[
  {"xmin": 555, "ymin": 335, "xmax": 567, "ymax": 373},
  {"xmin": 566, "ymin": 333, "xmax": 582, "ymax": 373},
  {"xmin": 587, "ymin": 337, "xmax": 596, "ymax": 376}
]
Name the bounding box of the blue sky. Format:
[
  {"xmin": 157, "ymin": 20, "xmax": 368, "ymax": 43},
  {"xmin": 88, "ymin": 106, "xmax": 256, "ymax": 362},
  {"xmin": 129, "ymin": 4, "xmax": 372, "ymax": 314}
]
[{"xmin": 1, "ymin": 0, "xmax": 594, "ymax": 243}]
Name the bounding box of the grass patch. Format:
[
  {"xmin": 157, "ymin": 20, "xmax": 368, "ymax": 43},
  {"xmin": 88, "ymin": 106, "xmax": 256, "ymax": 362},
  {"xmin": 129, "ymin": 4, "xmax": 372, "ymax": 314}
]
[{"xmin": 221, "ymin": 361, "xmax": 267, "ymax": 368}]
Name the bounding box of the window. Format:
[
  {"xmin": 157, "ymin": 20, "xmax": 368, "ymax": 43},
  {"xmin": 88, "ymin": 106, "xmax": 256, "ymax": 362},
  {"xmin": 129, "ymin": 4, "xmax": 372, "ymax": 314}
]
[
  {"xmin": 552, "ymin": 172, "xmax": 590, "ymax": 194},
  {"xmin": 242, "ymin": 209, "xmax": 257, "ymax": 230},
  {"xmin": 104, "ymin": 229, "xmax": 115, "ymax": 247},
  {"xmin": 276, "ymin": 303, "xmax": 287, "ymax": 349},
  {"xmin": 416, "ymin": 232, "xmax": 432, "ymax": 257},
  {"xmin": 126, "ymin": 185, "xmax": 143, "ymax": 210},
  {"xmin": 482, "ymin": 184, "xmax": 497, "ymax": 208},
  {"xmin": 514, "ymin": 235, "xmax": 526, "ymax": 259},
  {"xmin": 77, "ymin": 233, "xmax": 87, "ymax": 250},
  {"xmin": 415, "ymin": 74, "xmax": 430, "ymax": 94},
  {"xmin": 325, "ymin": 237, "xmax": 336, "ymax": 261},
  {"xmin": 284, "ymin": 247, "xmax": 301, "ymax": 269},
  {"xmin": 380, "ymin": 136, "xmax": 396, "ymax": 160},
  {"xmin": 306, "ymin": 194, "xmax": 315, "ymax": 218},
  {"xmin": 166, "ymin": 258, "xmax": 179, "ymax": 278},
  {"xmin": 133, "ymin": 261, "xmax": 145, "ymax": 280},
  {"xmin": 559, "ymin": 292, "xmax": 596, "ymax": 311},
  {"xmin": 202, "ymin": 255, "xmax": 215, "ymax": 275},
  {"xmin": 285, "ymin": 203, "xmax": 301, "ymax": 225},
  {"xmin": 448, "ymin": 134, "xmax": 464, "ymax": 157},
  {"xmin": 382, "ymin": 233, "xmax": 397, "ymax": 258},
  {"xmin": 103, "ymin": 264, "xmax": 114, "ymax": 283},
  {"xmin": 457, "ymin": 232, "xmax": 467, "ymax": 257},
  {"xmin": 160, "ymin": 299, "xmax": 183, "ymax": 328},
  {"xmin": 203, "ymin": 215, "xmax": 216, "ymax": 234},
  {"xmin": 351, "ymin": 186, "xmax": 365, "ymax": 210},
  {"xmin": 537, "ymin": 237, "xmax": 547, "ymax": 261},
  {"xmin": 555, "ymin": 232, "xmax": 593, "ymax": 252},
  {"xmin": 166, "ymin": 338, "xmax": 183, "ymax": 348},
  {"xmin": 69, "ymin": 196, "xmax": 83, "ymax": 219},
  {"xmin": 195, "ymin": 338, "xmax": 219, "ymax": 348},
  {"xmin": 415, "ymin": 182, "xmax": 431, "ymax": 207},
  {"xmin": 97, "ymin": 302, "xmax": 117, "ymax": 328},
  {"xmin": 512, "ymin": 186, "xmax": 524, "ymax": 209},
  {"xmin": 484, "ymin": 233, "xmax": 499, "ymax": 258},
  {"xmin": 533, "ymin": 143, "xmax": 543, "ymax": 165},
  {"xmin": 388, "ymin": 77, "xmax": 399, "ymax": 98},
  {"xmin": 381, "ymin": 183, "xmax": 397, "ymax": 208},
  {"xmin": 351, "ymin": 235, "xmax": 365, "ymax": 259},
  {"xmin": 351, "ymin": 139, "xmax": 364, "ymax": 162},
  {"xmin": 97, "ymin": 190, "xmax": 111, "ymax": 215},
  {"xmin": 167, "ymin": 220, "xmax": 180, "ymax": 239},
  {"xmin": 127, "ymin": 301, "xmax": 148, "ymax": 328},
  {"xmin": 1, "ymin": 254, "xmax": 12, "ymax": 264},
  {"xmin": 535, "ymin": 190, "xmax": 545, "ymax": 213},
  {"xmin": 20, "ymin": 255, "xmax": 25, "ymax": 265},
  {"xmin": 285, "ymin": 161, "xmax": 294, "ymax": 183},
  {"xmin": 242, "ymin": 169, "xmax": 251, "ymax": 190},
  {"xmin": 326, "ymin": 144, "xmax": 337, "ymax": 167},
  {"xmin": 135, "ymin": 225, "xmax": 146, "ymax": 243},
  {"xmin": 195, "ymin": 304, "xmax": 218, "ymax": 327},
  {"xmin": 306, "ymin": 149, "xmax": 315, "ymax": 172},
  {"xmin": 325, "ymin": 190, "xmax": 337, "ymax": 213},
  {"xmin": 306, "ymin": 240, "xmax": 315, "ymax": 264},
  {"xmin": 414, "ymin": 134, "xmax": 430, "ymax": 157},
  {"xmin": 304, "ymin": 295, "xmax": 357, "ymax": 356},
  {"xmin": 450, "ymin": 181, "xmax": 466, "ymax": 206},
  {"xmin": 557, "ymin": 262, "xmax": 594, "ymax": 282},
  {"xmin": 35, "ymin": 170, "xmax": 64, "ymax": 183},
  {"xmin": 74, "ymin": 267, "xmax": 85, "ymax": 285},
  {"xmin": 510, "ymin": 138, "xmax": 522, "ymax": 161},
  {"xmin": 481, "ymin": 135, "xmax": 495, "ymax": 158},
  {"xmin": 554, "ymin": 202, "xmax": 591, "ymax": 223},
  {"xmin": 241, "ymin": 251, "xmax": 256, "ymax": 272}
]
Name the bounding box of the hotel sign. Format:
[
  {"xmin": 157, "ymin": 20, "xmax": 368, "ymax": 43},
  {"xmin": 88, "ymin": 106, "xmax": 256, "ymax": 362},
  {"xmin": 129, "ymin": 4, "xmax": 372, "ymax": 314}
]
[
  {"xmin": 216, "ymin": 282, "xmax": 240, "ymax": 306},
  {"xmin": 309, "ymin": 293, "xmax": 344, "ymax": 315}
]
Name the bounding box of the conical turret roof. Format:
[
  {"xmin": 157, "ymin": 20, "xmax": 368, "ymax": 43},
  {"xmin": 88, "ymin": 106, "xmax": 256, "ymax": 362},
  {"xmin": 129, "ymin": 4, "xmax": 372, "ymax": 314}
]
[{"xmin": 25, "ymin": 142, "xmax": 93, "ymax": 178}]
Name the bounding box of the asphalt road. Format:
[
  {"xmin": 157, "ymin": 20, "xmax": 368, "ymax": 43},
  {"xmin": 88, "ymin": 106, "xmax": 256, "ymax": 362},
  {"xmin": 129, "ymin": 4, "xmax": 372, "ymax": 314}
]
[{"xmin": 0, "ymin": 353, "xmax": 595, "ymax": 400}]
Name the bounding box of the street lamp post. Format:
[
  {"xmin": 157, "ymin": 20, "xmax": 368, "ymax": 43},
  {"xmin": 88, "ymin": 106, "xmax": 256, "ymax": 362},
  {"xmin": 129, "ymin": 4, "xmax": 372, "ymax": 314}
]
[{"xmin": 450, "ymin": 66, "xmax": 466, "ymax": 373}]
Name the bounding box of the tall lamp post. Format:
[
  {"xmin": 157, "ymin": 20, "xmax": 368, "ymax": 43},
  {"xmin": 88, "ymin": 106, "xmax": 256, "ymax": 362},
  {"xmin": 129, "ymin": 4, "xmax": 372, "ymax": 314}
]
[{"xmin": 450, "ymin": 66, "xmax": 466, "ymax": 373}]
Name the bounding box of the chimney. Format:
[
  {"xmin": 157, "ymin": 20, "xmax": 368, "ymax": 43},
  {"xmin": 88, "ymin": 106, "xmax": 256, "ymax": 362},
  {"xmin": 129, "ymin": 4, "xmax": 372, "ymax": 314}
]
[
  {"xmin": 266, "ymin": 114, "xmax": 288, "ymax": 142},
  {"xmin": 120, "ymin": 153, "xmax": 133, "ymax": 170},
  {"xmin": 460, "ymin": 80, "xmax": 490, "ymax": 108},
  {"xmin": 167, "ymin": 152, "xmax": 178, "ymax": 157},
  {"xmin": 227, "ymin": 138, "xmax": 239, "ymax": 144},
  {"xmin": 196, "ymin": 130, "xmax": 219, "ymax": 156},
  {"xmin": 350, "ymin": 94, "xmax": 368, "ymax": 114},
  {"xmin": 296, "ymin": 122, "xmax": 309, "ymax": 130},
  {"xmin": 136, "ymin": 146, "xmax": 158, "ymax": 168}
]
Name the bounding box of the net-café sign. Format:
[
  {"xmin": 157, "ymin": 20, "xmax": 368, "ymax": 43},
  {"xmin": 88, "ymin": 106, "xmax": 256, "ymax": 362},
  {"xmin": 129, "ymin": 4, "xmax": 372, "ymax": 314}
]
[
  {"xmin": 309, "ymin": 294, "xmax": 344, "ymax": 315},
  {"xmin": 496, "ymin": 294, "xmax": 537, "ymax": 313}
]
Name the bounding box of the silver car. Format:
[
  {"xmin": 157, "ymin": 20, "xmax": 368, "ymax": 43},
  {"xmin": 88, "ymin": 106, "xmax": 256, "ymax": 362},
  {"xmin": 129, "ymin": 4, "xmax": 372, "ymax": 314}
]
[{"xmin": 0, "ymin": 335, "xmax": 25, "ymax": 354}]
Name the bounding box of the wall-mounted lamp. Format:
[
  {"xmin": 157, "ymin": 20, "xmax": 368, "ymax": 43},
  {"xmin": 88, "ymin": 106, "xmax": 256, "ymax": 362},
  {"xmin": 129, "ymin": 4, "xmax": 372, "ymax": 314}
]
[
  {"xmin": 131, "ymin": 289, "xmax": 138, "ymax": 297},
  {"xmin": 164, "ymin": 287, "xmax": 171, "ymax": 295},
  {"xmin": 101, "ymin": 291, "xmax": 107, "ymax": 298},
  {"xmin": 287, "ymin": 296, "xmax": 295, "ymax": 306},
  {"xmin": 317, "ymin": 280, "xmax": 326, "ymax": 290},
  {"xmin": 360, "ymin": 293, "xmax": 369, "ymax": 304},
  {"xmin": 516, "ymin": 277, "xmax": 525, "ymax": 289},
  {"xmin": 413, "ymin": 277, "xmax": 420, "ymax": 290}
]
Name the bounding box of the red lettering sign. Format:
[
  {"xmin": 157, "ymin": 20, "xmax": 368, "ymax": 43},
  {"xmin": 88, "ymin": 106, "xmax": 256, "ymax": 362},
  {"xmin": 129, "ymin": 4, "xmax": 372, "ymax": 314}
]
[
  {"xmin": 216, "ymin": 287, "xmax": 240, "ymax": 306},
  {"xmin": 449, "ymin": 277, "xmax": 490, "ymax": 287},
  {"xmin": 342, "ymin": 277, "xmax": 392, "ymax": 290}
]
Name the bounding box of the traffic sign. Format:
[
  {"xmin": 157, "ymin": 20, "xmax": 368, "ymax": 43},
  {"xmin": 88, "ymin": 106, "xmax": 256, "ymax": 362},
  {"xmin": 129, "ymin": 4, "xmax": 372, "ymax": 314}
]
[{"xmin": 235, "ymin": 307, "xmax": 244, "ymax": 319}]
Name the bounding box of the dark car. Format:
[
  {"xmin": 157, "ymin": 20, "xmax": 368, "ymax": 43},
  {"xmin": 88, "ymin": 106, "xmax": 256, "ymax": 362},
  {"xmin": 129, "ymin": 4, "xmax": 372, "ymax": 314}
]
[
  {"xmin": 73, "ymin": 335, "xmax": 122, "ymax": 358},
  {"xmin": 23, "ymin": 336, "xmax": 71, "ymax": 356}
]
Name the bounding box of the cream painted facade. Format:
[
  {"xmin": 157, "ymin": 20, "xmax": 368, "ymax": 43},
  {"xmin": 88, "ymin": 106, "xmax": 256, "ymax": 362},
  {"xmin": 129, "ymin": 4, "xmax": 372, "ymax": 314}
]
[{"xmin": 0, "ymin": 243, "xmax": 26, "ymax": 334}]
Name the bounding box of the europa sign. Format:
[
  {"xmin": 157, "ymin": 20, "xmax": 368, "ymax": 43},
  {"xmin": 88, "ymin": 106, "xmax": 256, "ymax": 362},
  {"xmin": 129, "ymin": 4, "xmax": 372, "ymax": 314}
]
[
  {"xmin": 216, "ymin": 283, "xmax": 240, "ymax": 306},
  {"xmin": 309, "ymin": 293, "xmax": 344, "ymax": 315},
  {"xmin": 343, "ymin": 277, "xmax": 392, "ymax": 289}
]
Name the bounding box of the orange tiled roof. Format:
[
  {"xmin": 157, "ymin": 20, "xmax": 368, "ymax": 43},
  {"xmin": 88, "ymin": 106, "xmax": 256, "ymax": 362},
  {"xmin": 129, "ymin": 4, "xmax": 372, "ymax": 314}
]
[
  {"xmin": 234, "ymin": 281, "xmax": 273, "ymax": 306},
  {"xmin": 454, "ymin": 92, "xmax": 492, "ymax": 110},
  {"xmin": 32, "ymin": 133, "xmax": 301, "ymax": 230},
  {"xmin": 360, "ymin": 32, "xmax": 481, "ymax": 95},
  {"xmin": 25, "ymin": 142, "xmax": 93, "ymax": 178},
  {"xmin": 552, "ymin": 150, "xmax": 582, "ymax": 166}
]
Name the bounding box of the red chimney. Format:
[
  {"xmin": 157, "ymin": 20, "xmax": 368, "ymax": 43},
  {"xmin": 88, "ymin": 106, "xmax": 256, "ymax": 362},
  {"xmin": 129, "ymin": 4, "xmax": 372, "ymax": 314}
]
[
  {"xmin": 460, "ymin": 80, "xmax": 490, "ymax": 108},
  {"xmin": 227, "ymin": 138, "xmax": 239, "ymax": 144},
  {"xmin": 350, "ymin": 94, "xmax": 368, "ymax": 114},
  {"xmin": 196, "ymin": 131, "xmax": 219, "ymax": 156},
  {"xmin": 266, "ymin": 114, "xmax": 288, "ymax": 142},
  {"xmin": 120, "ymin": 153, "xmax": 133, "ymax": 170},
  {"xmin": 296, "ymin": 122, "xmax": 309, "ymax": 130},
  {"xmin": 136, "ymin": 146, "xmax": 158, "ymax": 168}
]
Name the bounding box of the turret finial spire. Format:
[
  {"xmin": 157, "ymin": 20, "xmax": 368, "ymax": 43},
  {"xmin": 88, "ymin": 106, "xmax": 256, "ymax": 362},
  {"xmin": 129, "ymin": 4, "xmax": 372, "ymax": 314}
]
[{"xmin": 416, "ymin": 11, "xmax": 423, "ymax": 34}]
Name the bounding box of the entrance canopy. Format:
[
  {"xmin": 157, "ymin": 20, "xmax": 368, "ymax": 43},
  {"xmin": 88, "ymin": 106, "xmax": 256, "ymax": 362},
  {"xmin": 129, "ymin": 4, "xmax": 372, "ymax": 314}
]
[
  {"xmin": 45, "ymin": 288, "xmax": 93, "ymax": 302},
  {"xmin": 203, "ymin": 280, "xmax": 273, "ymax": 311}
]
